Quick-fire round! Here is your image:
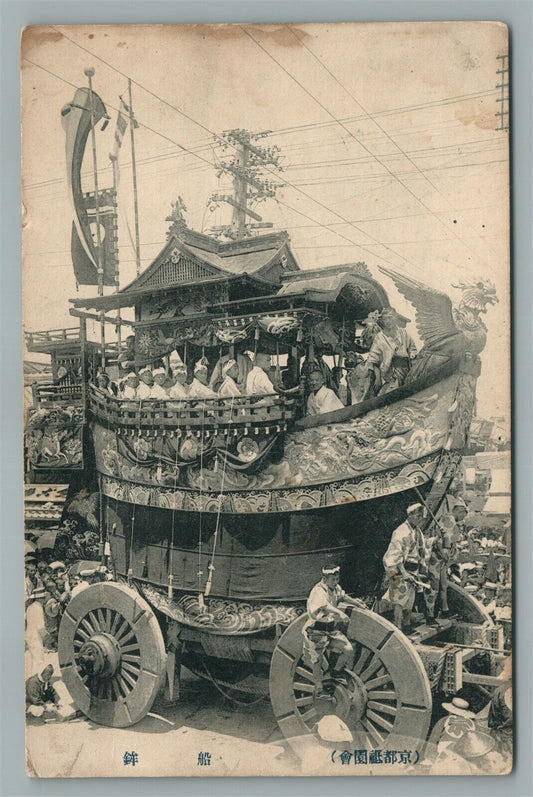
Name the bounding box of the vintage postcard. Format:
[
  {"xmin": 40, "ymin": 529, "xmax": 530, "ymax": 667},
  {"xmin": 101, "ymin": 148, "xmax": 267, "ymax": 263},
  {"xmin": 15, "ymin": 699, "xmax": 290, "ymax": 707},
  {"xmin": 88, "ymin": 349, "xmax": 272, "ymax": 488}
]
[{"xmin": 22, "ymin": 22, "xmax": 511, "ymax": 777}]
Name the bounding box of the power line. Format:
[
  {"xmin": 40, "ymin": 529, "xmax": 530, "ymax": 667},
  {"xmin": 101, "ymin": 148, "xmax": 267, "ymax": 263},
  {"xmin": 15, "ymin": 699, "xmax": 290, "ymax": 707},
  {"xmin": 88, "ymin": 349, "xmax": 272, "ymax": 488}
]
[
  {"xmin": 23, "ymin": 53, "xmax": 409, "ymax": 271},
  {"xmin": 27, "ymin": 32, "xmax": 503, "ymax": 279},
  {"xmin": 38, "ymin": 32, "xmax": 423, "ymax": 271},
  {"xmin": 241, "ymin": 24, "xmax": 500, "ymax": 268}
]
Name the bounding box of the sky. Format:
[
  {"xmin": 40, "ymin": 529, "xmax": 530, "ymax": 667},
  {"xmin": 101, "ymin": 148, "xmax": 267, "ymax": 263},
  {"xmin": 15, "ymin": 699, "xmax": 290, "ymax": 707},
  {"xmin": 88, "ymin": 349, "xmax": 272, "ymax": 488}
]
[{"xmin": 21, "ymin": 22, "xmax": 510, "ymax": 422}]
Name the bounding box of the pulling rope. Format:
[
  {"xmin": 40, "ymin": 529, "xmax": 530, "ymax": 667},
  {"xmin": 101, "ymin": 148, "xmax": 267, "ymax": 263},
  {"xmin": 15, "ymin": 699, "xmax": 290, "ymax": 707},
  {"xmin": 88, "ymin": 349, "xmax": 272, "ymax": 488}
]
[
  {"xmin": 202, "ymin": 393, "xmax": 236, "ymax": 600},
  {"xmin": 127, "ymin": 400, "xmax": 144, "ymax": 585},
  {"xmin": 197, "ymin": 392, "xmax": 206, "ymax": 607},
  {"xmin": 199, "ymin": 661, "xmax": 267, "ymax": 706},
  {"xmin": 167, "ymin": 394, "xmax": 183, "ymax": 601}
]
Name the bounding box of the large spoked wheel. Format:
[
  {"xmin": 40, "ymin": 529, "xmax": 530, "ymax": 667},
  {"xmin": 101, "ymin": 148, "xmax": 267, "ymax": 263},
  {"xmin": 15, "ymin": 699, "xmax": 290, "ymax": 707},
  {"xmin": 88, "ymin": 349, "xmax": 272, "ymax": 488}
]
[
  {"xmin": 270, "ymin": 610, "xmax": 432, "ymax": 752},
  {"xmin": 447, "ymin": 582, "xmax": 494, "ymax": 625},
  {"xmin": 58, "ymin": 582, "xmax": 166, "ymax": 727}
]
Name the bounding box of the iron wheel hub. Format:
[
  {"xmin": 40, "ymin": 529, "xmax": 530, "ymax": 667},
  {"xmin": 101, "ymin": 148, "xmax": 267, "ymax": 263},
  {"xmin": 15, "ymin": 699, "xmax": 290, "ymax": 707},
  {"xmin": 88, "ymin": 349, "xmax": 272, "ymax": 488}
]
[{"xmin": 78, "ymin": 632, "xmax": 122, "ymax": 679}]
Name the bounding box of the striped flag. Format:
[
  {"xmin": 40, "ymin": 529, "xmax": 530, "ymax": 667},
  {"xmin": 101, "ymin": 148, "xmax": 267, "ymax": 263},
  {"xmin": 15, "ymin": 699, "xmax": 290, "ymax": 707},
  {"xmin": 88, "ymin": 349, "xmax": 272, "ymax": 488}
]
[{"xmin": 109, "ymin": 96, "xmax": 137, "ymax": 186}]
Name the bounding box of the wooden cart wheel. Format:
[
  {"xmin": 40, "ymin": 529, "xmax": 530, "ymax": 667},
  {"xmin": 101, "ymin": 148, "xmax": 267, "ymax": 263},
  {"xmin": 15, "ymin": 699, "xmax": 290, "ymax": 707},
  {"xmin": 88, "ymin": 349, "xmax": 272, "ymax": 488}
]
[
  {"xmin": 447, "ymin": 582, "xmax": 494, "ymax": 625},
  {"xmin": 270, "ymin": 610, "xmax": 432, "ymax": 752},
  {"xmin": 58, "ymin": 582, "xmax": 166, "ymax": 727}
]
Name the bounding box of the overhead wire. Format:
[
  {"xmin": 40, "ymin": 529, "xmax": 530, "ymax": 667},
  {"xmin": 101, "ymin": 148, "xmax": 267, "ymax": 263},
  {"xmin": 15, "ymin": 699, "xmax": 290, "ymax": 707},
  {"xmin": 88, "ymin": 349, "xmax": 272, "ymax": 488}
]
[
  {"xmin": 44, "ymin": 28, "xmax": 450, "ymax": 271},
  {"xmin": 27, "ymin": 30, "xmax": 504, "ymax": 278},
  {"xmin": 285, "ymin": 23, "xmax": 507, "ymax": 265},
  {"xmin": 22, "ymin": 52, "xmax": 416, "ymax": 272},
  {"xmin": 241, "ymin": 24, "xmax": 503, "ymax": 268}
]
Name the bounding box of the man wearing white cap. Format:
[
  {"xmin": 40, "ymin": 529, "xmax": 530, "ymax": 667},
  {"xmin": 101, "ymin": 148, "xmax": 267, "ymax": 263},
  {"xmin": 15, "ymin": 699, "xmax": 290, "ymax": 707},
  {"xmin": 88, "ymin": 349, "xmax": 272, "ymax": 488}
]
[
  {"xmin": 189, "ymin": 360, "xmax": 216, "ymax": 399},
  {"xmin": 169, "ymin": 363, "xmax": 189, "ymax": 400},
  {"xmin": 137, "ymin": 367, "xmax": 154, "ymax": 399},
  {"xmin": 151, "ymin": 367, "xmax": 169, "ymax": 399},
  {"xmin": 120, "ymin": 371, "xmax": 139, "ymax": 400},
  {"xmin": 306, "ymin": 368, "xmax": 344, "ymax": 416},
  {"xmin": 245, "ymin": 352, "xmax": 276, "ymax": 396},
  {"xmin": 303, "ymin": 565, "xmax": 366, "ymax": 697},
  {"xmin": 218, "ymin": 359, "xmax": 241, "ymax": 398},
  {"xmin": 382, "ymin": 503, "xmax": 429, "ymax": 632}
]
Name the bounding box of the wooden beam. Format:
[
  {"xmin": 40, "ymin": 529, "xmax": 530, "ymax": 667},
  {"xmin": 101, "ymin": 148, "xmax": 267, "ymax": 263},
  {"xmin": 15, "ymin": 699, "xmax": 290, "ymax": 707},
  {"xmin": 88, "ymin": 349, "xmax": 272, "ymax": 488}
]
[
  {"xmin": 69, "ymin": 308, "xmax": 135, "ymax": 327},
  {"xmin": 462, "ymin": 673, "xmax": 511, "ymax": 687}
]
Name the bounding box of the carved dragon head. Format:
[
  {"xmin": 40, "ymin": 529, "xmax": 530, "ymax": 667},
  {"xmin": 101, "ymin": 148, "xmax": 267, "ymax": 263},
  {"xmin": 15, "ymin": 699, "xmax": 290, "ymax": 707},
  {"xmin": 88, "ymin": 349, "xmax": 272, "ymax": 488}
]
[{"xmin": 452, "ymin": 279, "xmax": 498, "ymax": 314}]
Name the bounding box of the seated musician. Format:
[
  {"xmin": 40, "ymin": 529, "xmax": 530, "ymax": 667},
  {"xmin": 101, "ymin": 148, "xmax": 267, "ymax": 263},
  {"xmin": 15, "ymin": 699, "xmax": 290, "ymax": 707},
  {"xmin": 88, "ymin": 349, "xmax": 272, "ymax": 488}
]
[
  {"xmin": 306, "ymin": 369, "xmax": 344, "ymax": 416},
  {"xmin": 245, "ymin": 352, "xmax": 276, "ymax": 396},
  {"xmin": 151, "ymin": 367, "xmax": 169, "ymax": 399},
  {"xmin": 218, "ymin": 359, "xmax": 241, "ymax": 398},
  {"xmin": 137, "ymin": 367, "xmax": 155, "ymax": 399},
  {"xmin": 209, "ymin": 351, "xmax": 252, "ymax": 393},
  {"xmin": 188, "ymin": 360, "xmax": 216, "ymax": 399},
  {"xmin": 364, "ymin": 307, "xmax": 417, "ymax": 395},
  {"xmin": 120, "ymin": 371, "xmax": 139, "ymax": 399},
  {"xmin": 168, "ymin": 363, "xmax": 189, "ymax": 400}
]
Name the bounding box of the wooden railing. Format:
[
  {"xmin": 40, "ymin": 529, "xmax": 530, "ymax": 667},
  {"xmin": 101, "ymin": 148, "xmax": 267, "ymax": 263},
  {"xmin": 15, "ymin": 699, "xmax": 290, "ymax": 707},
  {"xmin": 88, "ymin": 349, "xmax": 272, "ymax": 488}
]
[
  {"xmin": 88, "ymin": 384, "xmax": 300, "ymax": 430},
  {"xmin": 32, "ymin": 383, "xmax": 83, "ymax": 408},
  {"xmin": 25, "ymin": 328, "xmax": 80, "ymax": 351}
]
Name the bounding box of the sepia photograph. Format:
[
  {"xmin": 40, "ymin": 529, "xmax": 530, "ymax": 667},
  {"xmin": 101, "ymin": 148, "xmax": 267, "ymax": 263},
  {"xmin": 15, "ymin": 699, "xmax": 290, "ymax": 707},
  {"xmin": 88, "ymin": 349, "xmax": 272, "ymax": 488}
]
[{"xmin": 21, "ymin": 21, "xmax": 511, "ymax": 777}]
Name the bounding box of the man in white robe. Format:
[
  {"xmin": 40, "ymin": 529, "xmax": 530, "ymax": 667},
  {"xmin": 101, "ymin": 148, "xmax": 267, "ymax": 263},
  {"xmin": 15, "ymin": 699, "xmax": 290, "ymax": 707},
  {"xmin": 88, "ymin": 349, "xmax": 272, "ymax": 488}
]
[
  {"xmin": 120, "ymin": 371, "xmax": 139, "ymax": 399},
  {"xmin": 137, "ymin": 367, "xmax": 155, "ymax": 399},
  {"xmin": 365, "ymin": 307, "xmax": 417, "ymax": 394},
  {"xmin": 245, "ymin": 352, "xmax": 276, "ymax": 395},
  {"xmin": 188, "ymin": 360, "xmax": 216, "ymax": 399},
  {"xmin": 169, "ymin": 363, "xmax": 189, "ymax": 400},
  {"xmin": 306, "ymin": 370, "xmax": 344, "ymax": 416},
  {"xmin": 218, "ymin": 359, "xmax": 241, "ymax": 398},
  {"xmin": 151, "ymin": 367, "xmax": 169, "ymax": 399},
  {"xmin": 382, "ymin": 503, "xmax": 429, "ymax": 632}
]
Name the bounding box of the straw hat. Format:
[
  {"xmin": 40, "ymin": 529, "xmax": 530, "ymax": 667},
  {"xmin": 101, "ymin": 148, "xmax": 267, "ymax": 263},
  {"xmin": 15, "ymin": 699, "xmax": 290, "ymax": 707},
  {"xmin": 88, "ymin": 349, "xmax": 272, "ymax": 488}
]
[
  {"xmin": 450, "ymin": 730, "xmax": 495, "ymax": 759},
  {"xmin": 442, "ymin": 697, "xmax": 476, "ymax": 718}
]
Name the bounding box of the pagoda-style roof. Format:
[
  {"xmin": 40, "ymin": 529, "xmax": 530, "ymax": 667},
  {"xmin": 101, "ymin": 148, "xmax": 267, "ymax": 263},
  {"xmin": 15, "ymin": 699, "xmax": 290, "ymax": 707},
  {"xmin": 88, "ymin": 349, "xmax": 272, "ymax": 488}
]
[
  {"xmin": 71, "ymin": 229, "xmax": 299, "ymax": 312},
  {"xmin": 277, "ymin": 262, "xmax": 389, "ymax": 317}
]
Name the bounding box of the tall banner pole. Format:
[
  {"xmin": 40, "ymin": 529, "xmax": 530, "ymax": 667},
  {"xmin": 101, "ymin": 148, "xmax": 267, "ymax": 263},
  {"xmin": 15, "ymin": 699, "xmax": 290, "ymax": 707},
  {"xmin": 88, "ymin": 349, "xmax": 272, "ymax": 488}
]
[
  {"xmin": 128, "ymin": 79, "xmax": 141, "ymax": 277},
  {"xmin": 85, "ymin": 67, "xmax": 106, "ymax": 371},
  {"xmin": 110, "ymin": 153, "xmax": 122, "ymax": 354}
]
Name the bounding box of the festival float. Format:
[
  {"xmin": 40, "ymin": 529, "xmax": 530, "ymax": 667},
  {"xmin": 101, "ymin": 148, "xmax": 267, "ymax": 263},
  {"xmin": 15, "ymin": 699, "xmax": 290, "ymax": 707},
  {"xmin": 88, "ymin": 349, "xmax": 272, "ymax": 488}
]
[{"xmin": 24, "ymin": 75, "xmax": 502, "ymax": 753}]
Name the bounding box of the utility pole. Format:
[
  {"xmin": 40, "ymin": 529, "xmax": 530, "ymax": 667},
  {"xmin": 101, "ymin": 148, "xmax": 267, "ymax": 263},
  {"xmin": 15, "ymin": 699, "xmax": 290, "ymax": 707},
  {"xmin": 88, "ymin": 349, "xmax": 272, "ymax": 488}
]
[
  {"xmin": 495, "ymin": 54, "xmax": 509, "ymax": 132},
  {"xmin": 208, "ymin": 129, "xmax": 283, "ymax": 240}
]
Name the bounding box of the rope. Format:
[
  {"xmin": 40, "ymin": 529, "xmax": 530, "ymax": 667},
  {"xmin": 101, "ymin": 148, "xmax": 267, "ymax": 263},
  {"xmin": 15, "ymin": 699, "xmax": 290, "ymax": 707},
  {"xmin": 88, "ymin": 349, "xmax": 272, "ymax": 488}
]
[
  {"xmin": 203, "ymin": 394, "xmax": 235, "ymax": 599},
  {"xmin": 198, "ymin": 661, "xmax": 267, "ymax": 706},
  {"xmin": 168, "ymin": 400, "xmax": 182, "ymax": 600},
  {"xmin": 128, "ymin": 400, "xmax": 144, "ymax": 584},
  {"xmin": 197, "ymin": 393, "xmax": 206, "ymax": 604}
]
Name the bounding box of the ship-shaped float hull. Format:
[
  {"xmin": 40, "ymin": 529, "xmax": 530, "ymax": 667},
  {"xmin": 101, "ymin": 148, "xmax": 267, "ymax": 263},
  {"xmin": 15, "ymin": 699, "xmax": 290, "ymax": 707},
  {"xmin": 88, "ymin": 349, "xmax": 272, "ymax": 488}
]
[{"xmin": 26, "ymin": 232, "xmax": 501, "ymax": 751}]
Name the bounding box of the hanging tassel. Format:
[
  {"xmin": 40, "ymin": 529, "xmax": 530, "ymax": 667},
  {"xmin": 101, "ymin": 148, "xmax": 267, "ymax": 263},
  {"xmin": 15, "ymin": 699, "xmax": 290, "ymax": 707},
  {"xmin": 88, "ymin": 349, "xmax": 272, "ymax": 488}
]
[{"xmin": 204, "ymin": 563, "xmax": 215, "ymax": 597}]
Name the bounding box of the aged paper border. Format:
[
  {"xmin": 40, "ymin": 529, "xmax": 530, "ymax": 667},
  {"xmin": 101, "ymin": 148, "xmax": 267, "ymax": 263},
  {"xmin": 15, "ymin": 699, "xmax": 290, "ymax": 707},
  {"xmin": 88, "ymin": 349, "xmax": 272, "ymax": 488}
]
[{"xmin": 3, "ymin": 0, "xmax": 532, "ymax": 795}]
